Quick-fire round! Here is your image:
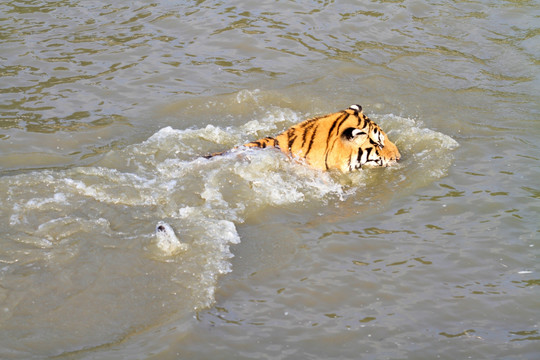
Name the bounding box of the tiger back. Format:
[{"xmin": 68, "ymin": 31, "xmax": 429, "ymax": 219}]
[{"xmin": 206, "ymin": 104, "xmax": 400, "ymax": 172}]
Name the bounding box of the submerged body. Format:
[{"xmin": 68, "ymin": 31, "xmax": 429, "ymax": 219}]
[{"xmin": 207, "ymin": 105, "xmax": 400, "ymax": 172}]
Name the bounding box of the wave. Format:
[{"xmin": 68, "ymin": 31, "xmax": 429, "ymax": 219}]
[{"xmin": 0, "ymin": 97, "xmax": 458, "ymax": 357}]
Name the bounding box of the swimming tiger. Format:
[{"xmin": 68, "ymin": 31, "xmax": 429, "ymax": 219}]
[{"xmin": 205, "ymin": 104, "xmax": 400, "ymax": 172}]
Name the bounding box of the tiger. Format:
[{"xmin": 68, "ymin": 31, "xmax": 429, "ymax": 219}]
[{"xmin": 205, "ymin": 104, "xmax": 400, "ymax": 172}]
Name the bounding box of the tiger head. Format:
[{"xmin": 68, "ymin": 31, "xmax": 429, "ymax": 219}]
[{"xmin": 338, "ymin": 104, "xmax": 401, "ymax": 170}]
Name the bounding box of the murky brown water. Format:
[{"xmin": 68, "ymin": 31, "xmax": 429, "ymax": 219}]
[{"xmin": 1, "ymin": 1, "xmax": 539, "ymax": 359}]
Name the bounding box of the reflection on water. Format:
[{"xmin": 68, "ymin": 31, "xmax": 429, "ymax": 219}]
[{"xmin": 1, "ymin": 0, "xmax": 539, "ymax": 359}]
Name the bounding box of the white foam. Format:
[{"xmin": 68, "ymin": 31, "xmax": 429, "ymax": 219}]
[
  {"xmin": 1, "ymin": 106, "xmax": 459, "ymax": 313},
  {"xmin": 236, "ymin": 88, "xmax": 261, "ymax": 104},
  {"xmin": 374, "ymin": 114, "xmax": 459, "ymax": 181},
  {"xmin": 240, "ymin": 107, "xmax": 301, "ymax": 137},
  {"xmin": 25, "ymin": 193, "xmax": 68, "ymax": 209},
  {"xmin": 376, "ymin": 114, "xmax": 459, "ymax": 150}
]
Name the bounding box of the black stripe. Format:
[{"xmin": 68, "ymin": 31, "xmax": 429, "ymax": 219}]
[
  {"xmin": 300, "ymin": 121, "xmax": 316, "ymax": 149},
  {"xmin": 287, "ymin": 128, "xmax": 297, "ymax": 152},
  {"xmin": 334, "ymin": 113, "xmax": 350, "ymax": 137},
  {"xmin": 365, "ymin": 147, "xmax": 373, "ymax": 162},
  {"xmin": 263, "ymin": 137, "xmax": 277, "ymax": 148},
  {"xmin": 357, "ymin": 114, "xmax": 368, "ymax": 128},
  {"xmin": 356, "ymin": 148, "xmax": 364, "ymax": 167},
  {"xmin": 324, "ymin": 134, "xmax": 342, "ymax": 170},
  {"xmin": 326, "ymin": 112, "xmax": 348, "ymax": 140},
  {"xmin": 304, "ymin": 122, "xmax": 319, "ymax": 155},
  {"xmin": 324, "ymin": 111, "xmax": 350, "ymax": 170},
  {"xmin": 323, "ymin": 112, "xmax": 349, "ymax": 169},
  {"xmin": 298, "ymin": 118, "xmax": 316, "ymax": 129}
]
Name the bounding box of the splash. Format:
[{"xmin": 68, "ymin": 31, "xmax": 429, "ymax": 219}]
[{"xmin": 0, "ymin": 102, "xmax": 458, "ymax": 357}]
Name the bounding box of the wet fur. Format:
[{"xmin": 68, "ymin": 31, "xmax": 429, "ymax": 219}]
[{"xmin": 206, "ymin": 105, "xmax": 400, "ymax": 172}]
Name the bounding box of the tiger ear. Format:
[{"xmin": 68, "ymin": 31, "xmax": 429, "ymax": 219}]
[
  {"xmin": 348, "ymin": 104, "xmax": 363, "ymax": 114},
  {"xmin": 342, "ymin": 127, "xmax": 368, "ymax": 143}
]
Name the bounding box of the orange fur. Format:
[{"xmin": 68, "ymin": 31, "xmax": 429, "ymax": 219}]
[{"xmin": 206, "ymin": 105, "xmax": 400, "ymax": 172}]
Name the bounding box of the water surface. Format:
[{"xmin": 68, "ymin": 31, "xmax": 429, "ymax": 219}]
[{"xmin": 1, "ymin": 0, "xmax": 539, "ymax": 359}]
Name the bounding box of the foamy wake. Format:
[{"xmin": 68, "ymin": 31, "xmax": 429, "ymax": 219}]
[{"xmin": 3, "ymin": 103, "xmax": 458, "ymax": 312}]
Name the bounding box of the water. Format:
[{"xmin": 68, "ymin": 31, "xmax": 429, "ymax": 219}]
[{"xmin": 0, "ymin": 0, "xmax": 538, "ymax": 359}]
